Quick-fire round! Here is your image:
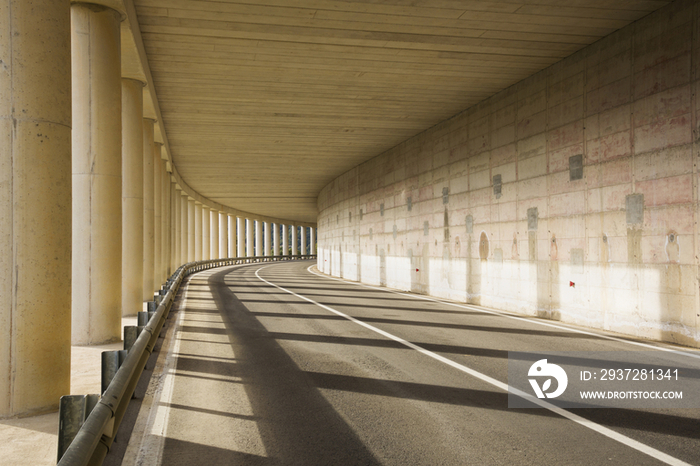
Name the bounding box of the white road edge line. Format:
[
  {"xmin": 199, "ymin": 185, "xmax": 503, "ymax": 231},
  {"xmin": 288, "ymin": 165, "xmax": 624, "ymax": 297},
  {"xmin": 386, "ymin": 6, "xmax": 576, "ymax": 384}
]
[
  {"xmin": 307, "ymin": 266, "xmax": 700, "ymax": 361},
  {"xmin": 127, "ymin": 263, "xmax": 257, "ymax": 465},
  {"xmin": 129, "ymin": 280, "xmax": 189, "ymax": 466},
  {"xmin": 255, "ymin": 265, "xmax": 691, "ymax": 466}
]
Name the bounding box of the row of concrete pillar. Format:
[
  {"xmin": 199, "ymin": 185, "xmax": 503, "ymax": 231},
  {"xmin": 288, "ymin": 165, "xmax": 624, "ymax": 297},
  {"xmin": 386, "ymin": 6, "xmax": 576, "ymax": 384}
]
[
  {"xmin": 169, "ymin": 205, "xmax": 316, "ymax": 265},
  {"xmin": 0, "ymin": 1, "xmax": 315, "ymax": 418}
]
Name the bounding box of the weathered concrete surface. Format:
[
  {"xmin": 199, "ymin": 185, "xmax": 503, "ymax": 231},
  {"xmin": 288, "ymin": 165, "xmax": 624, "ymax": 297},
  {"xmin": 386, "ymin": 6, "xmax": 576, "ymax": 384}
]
[
  {"xmin": 237, "ymin": 217, "xmax": 245, "ymax": 257},
  {"xmin": 72, "ymin": 2, "xmax": 122, "ymax": 345},
  {"xmin": 143, "ymin": 118, "xmax": 155, "ymax": 301},
  {"xmin": 318, "ymin": 0, "xmax": 700, "ymax": 348},
  {"xmin": 210, "ymin": 207, "xmax": 219, "ymax": 259},
  {"xmin": 160, "ymin": 153, "xmax": 171, "ymax": 282},
  {"xmin": 154, "ymin": 143, "xmax": 163, "ymax": 286},
  {"xmin": 194, "ymin": 202, "xmax": 202, "ymax": 262},
  {"xmin": 0, "ymin": 0, "xmax": 72, "ymax": 417},
  {"xmin": 187, "ymin": 198, "xmax": 195, "ymax": 262},
  {"xmin": 220, "ymin": 212, "xmax": 229, "ymax": 259},
  {"xmin": 228, "ymin": 215, "xmax": 236, "ymax": 259},
  {"xmin": 179, "ymin": 191, "xmax": 188, "ymax": 263},
  {"xmin": 202, "ymin": 206, "xmax": 211, "ymax": 261},
  {"xmin": 122, "ymin": 78, "xmax": 145, "ymax": 317}
]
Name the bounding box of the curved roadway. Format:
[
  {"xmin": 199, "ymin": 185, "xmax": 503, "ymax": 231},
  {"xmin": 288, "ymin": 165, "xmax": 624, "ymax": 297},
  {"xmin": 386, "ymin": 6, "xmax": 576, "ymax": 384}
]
[{"xmin": 130, "ymin": 260, "xmax": 700, "ymax": 466}]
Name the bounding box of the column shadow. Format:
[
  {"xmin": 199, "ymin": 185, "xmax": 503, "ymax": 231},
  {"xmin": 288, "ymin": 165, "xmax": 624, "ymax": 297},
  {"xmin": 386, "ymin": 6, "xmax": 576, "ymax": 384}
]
[{"xmin": 178, "ymin": 267, "xmax": 383, "ymax": 466}]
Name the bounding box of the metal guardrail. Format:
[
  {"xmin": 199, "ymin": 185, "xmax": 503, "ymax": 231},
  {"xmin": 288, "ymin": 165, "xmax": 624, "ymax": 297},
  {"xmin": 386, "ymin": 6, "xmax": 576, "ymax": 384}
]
[{"xmin": 57, "ymin": 254, "xmax": 316, "ymax": 466}]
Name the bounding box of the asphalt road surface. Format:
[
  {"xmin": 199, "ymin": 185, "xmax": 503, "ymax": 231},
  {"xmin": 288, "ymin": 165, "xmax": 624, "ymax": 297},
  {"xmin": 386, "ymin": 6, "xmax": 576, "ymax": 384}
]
[{"xmin": 133, "ymin": 260, "xmax": 700, "ymax": 466}]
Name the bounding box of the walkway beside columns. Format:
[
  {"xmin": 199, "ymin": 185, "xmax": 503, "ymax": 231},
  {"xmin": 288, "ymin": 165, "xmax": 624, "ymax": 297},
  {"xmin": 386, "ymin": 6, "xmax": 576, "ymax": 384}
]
[{"xmin": 0, "ymin": 318, "xmax": 136, "ymax": 466}]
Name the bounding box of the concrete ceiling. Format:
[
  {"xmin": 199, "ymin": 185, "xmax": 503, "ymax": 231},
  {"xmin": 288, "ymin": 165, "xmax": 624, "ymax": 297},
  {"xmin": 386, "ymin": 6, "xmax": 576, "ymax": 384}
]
[{"xmin": 132, "ymin": 0, "xmax": 671, "ymax": 224}]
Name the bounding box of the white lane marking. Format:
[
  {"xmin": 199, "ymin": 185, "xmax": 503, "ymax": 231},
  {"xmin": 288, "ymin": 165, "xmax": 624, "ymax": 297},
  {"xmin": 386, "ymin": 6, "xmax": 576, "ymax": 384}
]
[
  {"xmin": 129, "ymin": 281, "xmax": 189, "ymax": 466},
  {"xmin": 307, "ymin": 266, "xmax": 700, "ymax": 361},
  {"xmin": 255, "ymin": 265, "xmax": 692, "ymax": 466}
]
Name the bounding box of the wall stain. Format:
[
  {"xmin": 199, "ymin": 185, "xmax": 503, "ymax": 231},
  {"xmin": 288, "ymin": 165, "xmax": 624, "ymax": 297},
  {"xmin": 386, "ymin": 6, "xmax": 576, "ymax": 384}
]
[
  {"xmin": 444, "ymin": 208, "xmax": 449, "ymax": 242},
  {"xmin": 665, "ymin": 231, "xmax": 679, "ymax": 264},
  {"xmin": 479, "ymin": 231, "xmax": 489, "ymax": 261},
  {"xmin": 468, "ymin": 234, "xmax": 482, "ymax": 305},
  {"xmin": 443, "ymin": 244, "xmax": 452, "ymax": 288},
  {"xmin": 627, "ymin": 228, "xmax": 642, "ymax": 264},
  {"xmin": 379, "ymin": 248, "xmax": 386, "ymax": 287},
  {"xmin": 601, "ymin": 234, "xmax": 610, "ymax": 264},
  {"xmin": 550, "ymin": 261, "xmax": 561, "ymax": 321}
]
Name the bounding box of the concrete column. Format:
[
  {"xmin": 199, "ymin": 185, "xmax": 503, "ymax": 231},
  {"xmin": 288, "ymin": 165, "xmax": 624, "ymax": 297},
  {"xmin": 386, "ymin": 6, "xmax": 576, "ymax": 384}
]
[
  {"xmin": 171, "ymin": 182, "xmax": 179, "ymax": 271},
  {"xmin": 202, "ymin": 207, "xmax": 210, "ymax": 261},
  {"xmin": 310, "ymin": 227, "xmax": 316, "ymax": 255},
  {"xmin": 228, "ymin": 215, "xmax": 236, "ymax": 259},
  {"xmin": 210, "ymin": 209, "xmax": 219, "ymax": 259},
  {"xmin": 237, "ymin": 217, "xmax": 245, "ymax": 258},
  {"xmin": 282, "ymin": 224, "xmax": 289, "ymax": 256},
  {"xmin": 301, "ymin": 226, "xmax": 307, "ymax": 255},
  {"xmin": 255, "ymin": 221, "xmax": 262, "ymax": 257},
  {"xmin": 121, "ymin": 78, "xmax": 144, "ymax": 317},
  {"xmin": 194, "ymin": 202, "xmax": 202, "ymax": 261},
  {"xmin": 153, "ymin": 142, "xmax": 162, "ymax": 288},
  {"xmin": 0, "ymin": 0, "xmax": 71, "ymax": 417},
  {"xmin": 180, "ymin": 192, "xmax": 187, "ymax": 263},
  {"xmin": 72, "ymin": 3, "xmax": 122, "ymax": 345},
  {"xmin": 273, "ymin": 223, "xmax": 280, "ymax": 256},
  {"xmin": 142, "ymin": 119, "xmax": 155, "ymax": 300},
  {"xmin": 219, "ymin": 212, "xmax": 228, "ymax": 258},
  {"xmin": 263, "ymin": 222, "xmax": 271, "ymax": 257},
  {"xmin": 246, "ymin": 219, "xmax": 254, "ymax": 257},
  {"xmin": 187, "ymin": 198, "xmax": 195, "ymax": 262},
  {"xmin": 161, "ymin": 160, "xmax": 170, "ymax": 278},
  {"xmin": 292, "ymin": 226, "xmax": 298, "ymax": 256}
]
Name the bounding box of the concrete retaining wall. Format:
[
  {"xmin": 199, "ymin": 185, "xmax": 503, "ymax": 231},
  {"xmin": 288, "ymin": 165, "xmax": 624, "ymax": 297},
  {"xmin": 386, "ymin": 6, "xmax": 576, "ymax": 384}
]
[{"xmin": 317, "ymin": 0, "xmax": 700, "ymax": 348}]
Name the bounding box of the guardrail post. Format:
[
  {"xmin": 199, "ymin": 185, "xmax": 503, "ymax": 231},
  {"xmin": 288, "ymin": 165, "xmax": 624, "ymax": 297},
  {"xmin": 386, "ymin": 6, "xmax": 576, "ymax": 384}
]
[
  {"xmin": 54, "ymin": 256, "xmax": 316, "ymax": 465},
  {"xmin": 123, "ymin": 326, "xmax": 144, "ymax": 352},
  {"xmin": 138, "ymin": 310, "xmax": 160, "ymax": 340},
  {"xmin": 101, "ymin": 350, "xmax": 127, "ymax": 394},
  {"xmin": 137, "ymin": 311, "xmax": 155, "ymax": 327},
  {"xmin": 57, "ymin": 394, "xmax": 100, "ymax": 463}
]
